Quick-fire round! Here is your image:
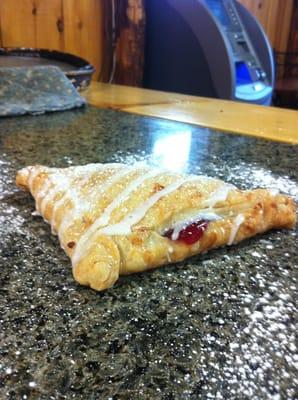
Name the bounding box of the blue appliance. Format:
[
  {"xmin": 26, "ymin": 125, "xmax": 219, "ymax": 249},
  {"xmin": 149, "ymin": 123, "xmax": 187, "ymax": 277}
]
[{"xmin": 144, "ymin": 0, "xmax": 274, "ymax": 105}]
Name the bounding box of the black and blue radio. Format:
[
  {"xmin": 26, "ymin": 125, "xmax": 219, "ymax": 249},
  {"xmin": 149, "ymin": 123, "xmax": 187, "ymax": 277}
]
[{"xmin": 144, "ymin": 0, "xmax": 274, "ymax": 105}]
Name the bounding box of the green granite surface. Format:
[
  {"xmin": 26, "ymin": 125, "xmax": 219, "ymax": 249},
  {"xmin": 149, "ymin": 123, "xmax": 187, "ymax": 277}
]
[{"xmin": 0, "ymin": 106, "xmax": 297, "ymax": 399}]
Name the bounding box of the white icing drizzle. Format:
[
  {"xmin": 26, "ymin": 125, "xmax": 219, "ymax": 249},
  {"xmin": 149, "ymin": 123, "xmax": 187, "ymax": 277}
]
[
  {"xmin": 36, "ymin": 163, "xmax": 121, "ymax": 217},
  {"xmin": 203, "ymin": 184, "xmax": 235, "ymax": 208},
  {"xmin": 228, "ymin": 214, "xmax": 245, "ymax": 245},
  {"xmin": 28, "ymin": 161, "xmax": 238, "ymax": 268},
  {"xmin": 71, "ymin": 168, "xmax": 167, "ymax": 265},
  {"xmin": 51, "ymin": 166, "xmax": 111, "ymax": 225},
  {"xmin": 56, "ymin": 187, "xmax": 87, "ymax": 238},
  {"xmin": 51, "ymin": 183, "xmax": 75, "ymax": 224},
  {"xmin": 29, "ymin": 169, "xmax": 53, "ymax": 213},
  {"xmin": 56, "ymin": 165, "xmax": 136, "ymax": 237},
  {"xmin": 166, "ymin": 250, "xmax": 172, "ymax": 263},
  {"xmin": 92, "ymin": 168, "xmax": 161, "ymax": 227},
  {"xmin": 55, "ymin": 162, "xmax": 147, "ymax": 223},
  {"xmin": 269, "ymin": 188, "xmax": 279, "ymax": 197},
  {"xmin": 170, "ymin": 210, "xmax": 221, "ymax": 241},
  {"xmin": 67, "ymin": 162, "xmax": 121, "ymax": 174},
  {"xmin": 39, "ymin": 173, "xmax": 70, "ymax": 216},
  {"xmin": 28, "ymin": 167, "xmax": 53, "ymax": 211},
  {"xmin": 97, "ymin": 176, "xmax": 201, "ymax": 237},
  {"xmin": 28, "ymin": 167, "xmax": 43, "ymax": 192},
  {"xmin": 72, "ymin": 175, "xmax": 201, "ymax": 266}
]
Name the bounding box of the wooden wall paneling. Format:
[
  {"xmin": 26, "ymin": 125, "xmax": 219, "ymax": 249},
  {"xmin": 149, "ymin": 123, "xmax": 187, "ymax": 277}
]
[
  {"xmin": 0, "ymin": 0, "xmax": 37, "ymax": 47},
  {"xmin": 63, "ymin": 0, "xmax": 104, "ymax": 80},
  {"xmin": 287, "ymin": 0, "xmax": 298, "ymax": 53},
  {"xmin": 237, "ymin": 1, "xmax": 266, "ymax": 24},
  {"xmin": 113, "ymin": 0, "xmax": 145, "ymax": 86},
  {"xmin": 274, "ymin": 0, "xmax": 294, "ymax": 52},
  {"xmin": 0, "ymin": 7, "xmax": 2, "ymax": 47},
  {"xmin": 263, "ymin": 1, "xmax": 280, "ymax": 46},
  {"xmin": 286, "ymin": 0, "xmax": 298, "ymax": 78},
  {"xmin": 0, "ymin": 0, "xmax": 64, "ymax": 50},
  {"xmin": 99, "ymin": 0, "xmax": 114, "ymax": 82},
  {"xmin": 237, "ymin": 0, "xmax": 279, "ymax": 45},
  {"xmin": 238, "ymin": 0, "xmax": 294, "ymax": 79},
  {"xmin": 274, "ymin": 0, "xmax": 294, "ymax": 78},
  {"xmin": 34, "ymin": 0, "xmax": 64, "ymax": 50},
  {"xmin": 237, "ymin": 0, "xmax": 293, "ymax": 52}
]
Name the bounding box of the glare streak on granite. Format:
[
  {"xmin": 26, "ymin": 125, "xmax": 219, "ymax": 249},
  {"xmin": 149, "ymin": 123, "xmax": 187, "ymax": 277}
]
[{"xmin": 0, "ymin": 106, "xmax": 297, "ymax": 400}]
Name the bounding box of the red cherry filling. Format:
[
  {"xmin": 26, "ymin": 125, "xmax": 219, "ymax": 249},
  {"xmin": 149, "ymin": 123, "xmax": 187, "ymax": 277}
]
[{"xmin": 163, "ymin": 220, "xmax": 209, "ymax": 245}]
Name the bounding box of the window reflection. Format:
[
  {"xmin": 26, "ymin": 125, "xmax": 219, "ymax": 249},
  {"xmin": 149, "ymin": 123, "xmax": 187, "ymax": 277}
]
[{"xmin": 152, "ymin": 131, "xmax": 192, "ymax": 172}]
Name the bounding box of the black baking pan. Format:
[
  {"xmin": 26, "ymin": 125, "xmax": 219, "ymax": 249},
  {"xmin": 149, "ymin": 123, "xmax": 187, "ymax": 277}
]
[{"xmin": 0, "ymin": 47, "xmax": 95, "ymax": 90}]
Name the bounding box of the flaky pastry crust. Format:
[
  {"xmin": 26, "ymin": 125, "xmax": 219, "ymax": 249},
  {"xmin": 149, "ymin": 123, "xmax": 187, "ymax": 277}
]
[{"xmin": 16, "ymin": 163, "xmax": 296, "ymax": 291}]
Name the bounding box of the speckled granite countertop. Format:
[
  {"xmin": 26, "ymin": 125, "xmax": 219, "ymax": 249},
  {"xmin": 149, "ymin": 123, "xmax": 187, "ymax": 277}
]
[{"xmin": 0, "ymin": 106, "xmax": 297, "ymax": 400}]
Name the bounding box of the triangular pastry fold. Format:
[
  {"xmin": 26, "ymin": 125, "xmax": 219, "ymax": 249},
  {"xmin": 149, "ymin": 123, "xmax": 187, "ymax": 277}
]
[{"xmin": 16, "ymin": 163, "xmax": 296, "ymax": 291}]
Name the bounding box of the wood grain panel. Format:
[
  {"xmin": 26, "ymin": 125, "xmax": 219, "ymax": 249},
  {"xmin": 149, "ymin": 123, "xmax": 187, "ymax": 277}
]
[
  {"xmin": 0, "ymin": 9, "xmax": 2, "ymax": 46},
  {"xmin": 125, "ymin": 99, "xmax": 298, "ymax": 144},
  {"xmin": 113, "ymin": 0, "xmax": 145, "ymax": 86},
  {"xmin": 274, "ymin": 1, "xmax": 294, "ymax": 52},
  {"xmin": 238, "ymin": 0, "xmax": 294, "ymax": 81},
  {"xmin": 63, "ymin": 0, "xmax": 103, "ymax": 79},
  {"xmin": 34, "ymin": 0, "xmax": 64, "ymax": 50},
  {"xmin": 0, "ymin": 0, "xmax": 64, "ymax": 50},
  {"xmin": 0, "ymin": 0, "xmax": 36, "ymax": 47},
  {"xmin": 0, "ymin": 0, "xmax": 104, "ymax": 80},
  {"xmin": 237, "ymin": 0, "xmax": 277, "ymax": 45},
  {"xmin": 286, "ymin": 0, "xmax": 298, "ymax": 77},
  {"xmin": 287, "ymin": 0, "xmax": 298, "ymax": 52},
  {"xmin": 274, "ymin": 0, "xmax": 294, "ymax": 78},
  {"xmin": 237, "ymin": 0, "xmax": 293, "ymax": 51},
  {"xmin": 264, "ymin": 1, "xmax": 280, "ymax": 46}
]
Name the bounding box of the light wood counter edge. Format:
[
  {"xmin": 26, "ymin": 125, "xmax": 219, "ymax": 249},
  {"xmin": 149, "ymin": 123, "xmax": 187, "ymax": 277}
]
[
  {"xmin": 84, "ymin": 83, "xmax": 298, "ymax": 144},
  {"xmin": 124, "ymin": 102, "xmax": 298, "ymax": 144}
]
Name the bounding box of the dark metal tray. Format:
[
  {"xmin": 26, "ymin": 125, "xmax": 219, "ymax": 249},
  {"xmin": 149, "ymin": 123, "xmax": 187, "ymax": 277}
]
[{"xmin": 0, "ymin": 47, "xmax": 95, "ymax": 90}]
